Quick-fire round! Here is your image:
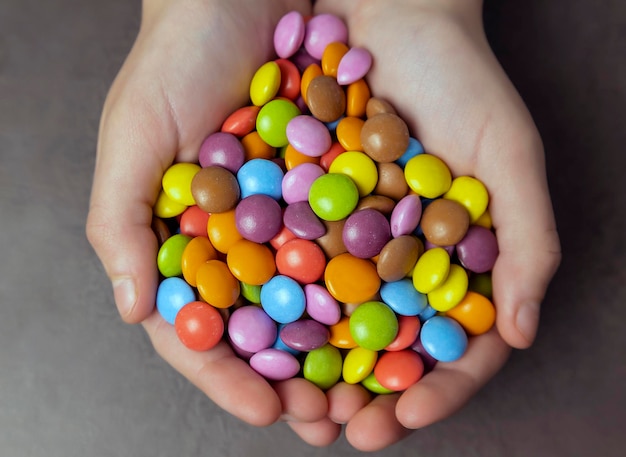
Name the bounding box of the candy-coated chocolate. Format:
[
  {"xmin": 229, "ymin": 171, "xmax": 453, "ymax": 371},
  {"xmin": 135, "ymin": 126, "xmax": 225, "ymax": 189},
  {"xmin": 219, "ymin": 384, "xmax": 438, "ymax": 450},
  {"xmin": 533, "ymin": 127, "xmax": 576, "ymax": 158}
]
[
  {"xmin": 468, "ymin": 272, "xmax": 493, "ymax": 299},
  {"xmin": 221, "ymin": 105, "xmax": 260, "ymax": 137},
  {"xmin": 276, "ymin": 238, "xmax": 326, "ymax": 284},
  {"xmin": 283, "ymin": 201, "xmax": 326, "ymax": 240},
  {"xmin": 272, "ymin": 324, "xmax": 301, "ymax": 355},
  {"xmin": 336, "ymin": 117, "xmax": 365, "ymax": 152},
  {"xmin": 374, "ymin": 162, "xmax": 409, "ymax": 201},
  {"xmin": 179, "ymin": 206, "xmax": 209, "ymax": 238},
  {"xmin": 328, "ymin": 150, "xmax": 378, "ymax": 197},
  {"xmin": 196, "ymin": 260, "xmax": 240, "ymax": 309},
  {"xmin": 240, "ymin": 282, "xmax": 262, "ymax": 304},
  {"xmin": 325, "ymin": 253, "xmax": 380, "ymax": 303},
  {"xmin": 420, "ymin": 315, "xmax": 468, "ymax": 362},
  {"xmin": 250, "ymin": 61, "xmax": 281, "ymax": 106},
  {"xmin": 303, "ymin": 343, "xmax": 343, "ymax": 389},
  {"xmin": 342, "ymin": 347, "xmax": 378, "ymax": 384},
  {"xmin": 303, "ymin": 14, "xmax": 348, "ymax": 59},
  {"xmin": 365, "ymin": 97, "xmax": 397, "ymax": 118},
  {"xmin": 250, "ymin": 348, "xmax": 300, "ymax": 380},
  {"xmin": 315, "ymin": 218, "xmax": 347, "ymax": 258},
  {"xmin": 198, "ymin": 132, "xmax": 245, "ymax": 173},
  {"xmin": 390, "ymin": 194, "xmax": 422, "ymax": 237},
  {"xmin": 284, "ymin": 143, "xmax": 320, "ymax": 169},
  {"xmin": 151, "ymin": 216, "xmax": 171, "ymax": 246},
  {"xmin": 361, "ymin": 372, "xmax": 394, "ymax": 395},
  {"xmin": 410, "ymin": 337, "xmax": 438, "ymax": 373},
  {"xmin": 237, "ymin": 158, "xmax": 284, "ymax": 200},
  {"xmin": 269, "ymin": 225, "xmax": 297, "ymax": 250},
  {"xmin": 474, "ymin": 208, "xmax": 492, "ymax": 229},
  {"xmin": 256, "ymin": 98, "xmax": 301, "ymax": 148},
  {"xmin": 380, "ymin": 278, "xmax": 428, "ymax": 316},
  {"xmin": 412, "ymin": 247, "xmax": 451, "ymax": 294},
  {"xmin": 361, "ymin": 113, "xmax": 410, "ymax": 163},
  {"xmin": 385, "ymin": 315, "xmax": 421, "ymax": 351},
  {"xmin": 191, "ymin": 166, "xmax": 240, "ymax": 214},
  {"xmin": 181, "ymin": 236, "xmax": 217, "ymax": 287},
  {"xmin": 261, "ymin": 275, "xmax": 306, "ymax": 324},
  {"xmin": 241, "ymin": 131, "xmax": 276, "ymax": 161},
  {"xmin": 395, "ymin": 136, "xmax": 424, "ymax": 168},
  {"xmin": 444, "ymin": 176, "xmax": 489, "ymax": 223},
  {"xmin": 276, "ymin": 58, "xmax": 301, "ymax": 100},
  {"xmin": 228, "ymin": 305, "xmax": 277, "ymax": 353},
  {"xmin": 355, "ymin": 195, "xmax": 396, "ymax": 215},
  {"xmin": 308, "ymin": 173, "xmax": 359, "ymax": 221},
  {"xmin": 175, "ymin": 301, "xmax": 224, "ymax": 351},
  {"xmin": 374, "ymin": 349, "xmax": 424, "ymax": 391},
  {"xmin": 273, "ymin": 10, "xmax": 305, "ymax": 59},
  {"xmin": 207, "ymin": 209, "xmax": 243, "ymax": 253},
  {"xmin": 420, "ymin": 198, "xmax": 470, "ymax": 246},
  {"xmin": 328, "ymin": 316, "xmax": 357, "ymax": 348},
  {"xmin": 346, "ymin": 79, "xmax": 370, "ymax": 118},
  {"xmin": 342, "ymin": 209, "xmax": 391, "ymax": 259},
  {"xmin": 226, "ymin": 239, "xmax": 276, "ymax": 286},
  {"xmin": 157, "ymin": 233, "xmax": 192, "ymax": 278},
  {"xmin": 162, "ymin": 162, "xmax": 201, "ymax": 206},
  {"xmin": 306, "ymin": 75, "xmax": 346, "ymax": 123},
  {"xmin": 321, "ymin": 41, "xmax": 349, "ymax": 77},
  {"xmin": 280, "ymin": 319, "xmax": 330, "ymax": 351},
  {"xmin": 319, "ymin": 141, "xmax": 345, "ymax": 171},
  {"xmin": 156, "ymin": 277, "xmax": 196, "ymax": 325},
  {"xmin": 404, "ymin": 154, "xmax": 452, "ymax": 198},
  {"xmin": 377, "ymin": 235, "xmax": 421, "ymax": 282},
  {"xmin": 304, "ymin": 284, "xmax": 341, "ymax": 326},
  {"xmin": 286, "ymin": 114, "xmax": 332, "ymax": 157},
  {"xmin": 235, "ymin": 194, "xmax": 283, "ymax": 244},
  {"xmin": 456, "ymin": 225, "xmax": 499, "ymax": 273},
  {"xmin": 445, "ymin": 291, "xmax": 496, "ymax": 336},
  {"xmin": 337, "ymin": 47, "xmax": 373, "ymax": 85},
  {"xmin": 300, "ymin": 63, "xmax": 323, "ymax": 105},
  {"xmin": 282, "ymin": 162, "xmax": 325, "ymax": 204},
  {"xmin": 349, "ymin": 301, "xmax": 398, "ymax": 351},
  {"xmin": 427, "ymin": 264, "xmax": 469, "ymax": 312}
]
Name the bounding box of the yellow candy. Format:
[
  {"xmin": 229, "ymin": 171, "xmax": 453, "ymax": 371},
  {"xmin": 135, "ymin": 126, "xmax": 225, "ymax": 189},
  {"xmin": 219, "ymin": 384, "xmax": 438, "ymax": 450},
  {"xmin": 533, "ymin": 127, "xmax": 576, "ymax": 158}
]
[
  {"xmin": 412, "ymin": 247, "xmax": 450, "ymax": 294},
  {"xmin": 162, "ymin": 162, "xmax": 201, "ymax": 206},
  {"xmin": 443, "ymin": 176, "xmax": 489, "ymax": 223},
  {"xmin": 404, "ymin": 154, "xmax": 452, "ymax": 198},
  {"xmin": 427, "ymin": 264, "xmax": 469, "ymax": 312},
  {"xmin": 250, "ymin": 61, "xmax": 281, "ymax": 106},
  {"xmin": 342, "ymin": 347, "xmax": 378, "ymax": 384},
  {"xmin": 336, "ymin": 116, "xmax": 365, "ymax": 152},
  {"xmin": 153, "ymin": 189, "xmax": 187, "ymax": 218},
  {"xmin": 474, "ymin": 208, "xmax": 493, "ymax": 229},
  {"xmin": 226, "ymin": 239, "xmax": 276, "ymax": 286},
  {"xmin": 328, "ymin": 151, "xmax": 378, "ymax": 197}
]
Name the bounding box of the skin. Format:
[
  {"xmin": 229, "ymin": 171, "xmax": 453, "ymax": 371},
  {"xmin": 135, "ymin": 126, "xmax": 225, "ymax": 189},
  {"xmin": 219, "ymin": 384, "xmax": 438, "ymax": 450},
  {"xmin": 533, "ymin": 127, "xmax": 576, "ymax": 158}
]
[{"xmin": 86, "ymin": 0, "xmax": 561, "ymax": 451}]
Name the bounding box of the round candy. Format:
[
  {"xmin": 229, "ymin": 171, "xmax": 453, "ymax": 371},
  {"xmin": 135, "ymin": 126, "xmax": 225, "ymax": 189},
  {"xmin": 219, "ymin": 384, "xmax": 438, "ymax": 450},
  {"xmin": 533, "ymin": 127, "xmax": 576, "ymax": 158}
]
[
  {"xmin": 226, "ymin": 239, "xmax": 276, "ymax": 286},
  {"xmin": 157, "ymin": 233, "xmax": 191, "ymax": 277},
  {"xmin": 456, "ymin": 225, "xmax": 499, "ymax": 273},
  {"xmin": 283, "ymin": 201, "xmax": 327, "ymax": 240},
  {"xmin": 365, "ymin": 97, "xmax": 397, "ymax": 118},
  {"xmin": 349, "ymin": 301, "xmax": 398, "ymax": 351},
  {"xmin": 427, "ymin": 264, "xmax": 469, "ymax": 312},
  {"xmin": 420, "ymin": 198, "xmax": 470, "ymax": 246},
  {"xmin": 361, "ymin": 372, "xmax": 394, "ymax": 395},
  {"xmin": 325, "ymin": 253, "xmax": 380, "ymax": 303},
  {"xmin": 250, "ymin": 61, "xmax": 281, "ymax": 106},
  {"xmin": 315, "ymin": 219, "xmax": 347, "ymax": 259},
  {"xmin": 395, "ymin": 136, "xmax": 424, "ymax": 168},
  {"xmin": 179, "ymin": 205, "xmax": 210, "ymax": 238},
  {"xmin": 335, "ymin": 117, "xmax": 365, "ymax": 152},
  {"xmin": 444, "ymin": 176, "xmax": 489, "ymax": 223},
  {"xmin": 374, "ymin": 162, "xmax": 408, "ymax": 201},
  {"xmin": 241, "ymin": 131, "xmax": 276, "ymax": 161},
  {"xmin": 235, "ymin": 194, "xmax": 283, "ymax": 243},
  {"xmin": 221, "ymin": 105, "xmax": 260, "ymax": 137},
  {"xmin": 356, "ymin": 195, "xmax": 396, "ymax": 215},
  {"xmin": 181, "ymin": 236, "xmax": 218, "ymax": 287},
  {"xmin": 404, "ymin": 154, "xmax": 452, "ymax": 198},
  {"xmin": 385, "ymin": 315, "xmax": 421, "ymax": 351},
  {"xmin": 412, "ymin": 247, "xmax": 450, "ymax": 294},
  {"xmin": 207, "ymin": 209, "xmax": 243, "ymax": 253},
  {"xmin": 308, "ymin": 173, "xmax": 359, "ymax": 221},
  {"xmin": 328, "ymin": 316, "xmax": 357, "ymax": 349},
  {"xmin": 154, "ymin": 190, "xmax": 187, "ymax": 218},
  {"xmin": 240, "ymin": 282, "xmax": 262, "ymax": 304},
  {"xmin": 377, "ymin": 235, "xmax": 422, "ymax": 282},
  {"xmin": 273, "ymin": 10, "xmax": 305, "ymax": 59},
  {"xmin": 175, "ymin": 301, "xmax": 224, "ymax": 351},
  {"xmin": 228, "ymin": 305, "xmax": 277, "ymax": 353},
  {"xmin": 361, "ymin": 113, "xmax": 409, "ymax": 163},
  {"xmin": 156, "ymin": 277, "xmax": 196, "ymax": 325},
  {"xmin": 445, "ymin": 291, "xmax": 496, "ymax": 336},
  {"xmin": 256, "ymin": 98, "xmax": 301, "ymax": 147},
  {"xmin": 280, "ymin": 319, "xmax": 330, "ymax": 351},
  {"xmin": 286, "ymin": 115, "xmax": 332, "ymax": 157},
  {"xmin": 196, "ymin": 260, "xmax": 240, "ymax": 309},
  {"xmin": 269, "ymin": 225, "xmax": 297, "ymax": 250},
  {"xmin": 162, "ymin": 162, "xmax": 201, "ymax": 206},
  {"xmin": 420, "ymin": 315, "xmax": 468, "ymax": 362},
  {"xmin": 300, "ymin": 63, "xmax": 323, "ymax": 105},
  {"xmin": 250, "ymin": 348, "xmax": 300, "ymax": 381},
  {"xmin": 191, "ymin": 166, "xmax": 240, "ymax": 214},
  {"xmin": 282, "ymin": 162, "xmax": 325, "ymax": 204},
  {"xmin": 276, "ymin": 58, "xmax": 301, "ymax": 100},
  {"xmin": 303, "ymin": 344, "xmax": 343, "ymax": 389},
  {"xmin": 337, "ymin": 47, "xmax": 373, "ymax": 85},
  {"xmin": 276, "ymin": 238, "xmax": 326, "ymax": 284},
  {"xmin": 342, "ymin": 347, "xmax": 378, "ymax": 384},
  {"xmin": 328, "ymin": 150, "xmax": 378, "ymax": 197},
  {"xmin": 237, "ymin": 158, "xmax": 284, "ymax": 200},
  {"xmin": 198, "ymin": 132, "xmax": 245, "ymax": 173},
  {"xmin": 321, "ymin": 41, "xmax": 349, "ymax": 77},
  {"xmin": 380, "ymin": 279, "xmax": 428, "ymax": 316},
  {"xmin": 390, "ymin": 194, "xmax": 422, "ymax": 237},
  {"xmin": 374, "ymin": 350, "xmax": 424, "ymax": 391},
  {"xmin": 152, "ymin": 216, "xmax": 171, "ymax": 246},
  {"xmin": 303, "ymin": 13, "xmax": 348, "ymax": 59},
  {"xmin": 410, "ymin": 337, "xmax": 438, "ymax": 373},
  {"xmin": 342, "ymin": 209, "xmax": 391, "ymax": 259},
  {"xmin": 260, "ymin": 275, "xmax": 306, "ymax": 324},
  {"xmin": 346, "ymin": 79, "xmax": 371, "ymax": 118},
  {"xmin": 304, "ymin": 284, "xmax": 341, "ymax": 326},
  {"xmin": 306, "ymin": 75, "xmax": 346, "ymax": 123}
]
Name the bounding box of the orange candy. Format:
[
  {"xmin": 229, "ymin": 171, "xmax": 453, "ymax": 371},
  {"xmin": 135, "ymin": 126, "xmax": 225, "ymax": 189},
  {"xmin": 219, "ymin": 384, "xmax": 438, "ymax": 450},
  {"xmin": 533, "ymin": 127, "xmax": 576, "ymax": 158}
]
[
  {"xmin": 196, "ymin": 260, "xmax": 240, "ymax": 308},
  {"xmin": 227, "ymin": 239, "xmax": 276, "ymax": 285},
  {"xmin": 284, "ymin": 143, "xmax": 320, "ymax": 170},
  {"xmin": 346, "ymin": 79, "xmax": 371, "ymax": 118},
  {"xmin": 328, "ymin": 316, "xmax": 357, "ymax": 349},
  {"xmin": 276, "ymin": 238, "xmax": 326, "ymax": 284},
  {"xmin": 324, "ymin": 253, "xmax": 381, "ymax": 303},
  {"xmin": 336, "ymin": 116, "xmax": 365, "ymax": 151},
  {"xmin": 445, "ymin": 291, "xmax": 496, "ymax": 336},
  {"xmin": 373, "ymin": 349, "xmax": 424, "ymax": 391},
  {"xmin": 181, "ymin": 236, "xmax": 218, "ymax": 287},
  {"xmin": 221, "ymin": 105, "xmax": 260, "ymax": 137},
  {"xmin": 207, "ymin": 209, "xmax": 243, "ymax": 254},
  {"xmin": 241, "ymin": 131, "xmax": 276, "ymax": 161},
  {"xmin": 321, "ymin": 41, "xmax": 349, "ymax": 77},
  {"xmin": 300, "ymin": 63, "xmax": 323, "ymax": 105}
]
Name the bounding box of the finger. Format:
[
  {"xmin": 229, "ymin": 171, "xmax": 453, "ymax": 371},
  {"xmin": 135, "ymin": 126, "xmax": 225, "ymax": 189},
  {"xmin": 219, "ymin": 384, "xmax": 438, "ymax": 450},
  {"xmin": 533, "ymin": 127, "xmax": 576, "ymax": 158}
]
[
  {"xmin": 344, "ymin": 393, "xmax": 411, "ymax": 452},
  {"xmin": 396, "ymin": 327, "xmax": 510, "ymax": 429},
  {"xmin": 273, "ymin": 378, "xmax": 328, "ymax": 423},
  {"xmin": 287, "ymin": 418, "xmax": 342, "ymax": 447},
  {"xmin": 142, "ymin": 311, "xmax": 283, "ymax": 427},
  {"xmin": 326, "ymin": 382, "xmax": 372, "ymax": 424}
]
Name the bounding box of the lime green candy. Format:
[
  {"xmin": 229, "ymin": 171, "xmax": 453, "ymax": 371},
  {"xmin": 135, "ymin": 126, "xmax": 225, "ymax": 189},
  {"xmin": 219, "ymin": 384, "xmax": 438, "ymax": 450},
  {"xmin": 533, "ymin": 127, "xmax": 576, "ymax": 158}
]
[
  {"xmin": 256, "ymin": 98, "xmax": 300, "ymax": 147},
  {"xmin": 157, "ymin": 234, "xmax": 192, "ymax": 277},
  {"xmin": 342, "ymin": 347, "xmax": 378, "ymax": 384},
  {"xmin": 240, "ymin": 282, "xmax": 262, "ymax": 303},
  {"xmin": 308, "ymin": 173, "xmax": 359, "ymax": 221},
  {"xmin": 361, "ymin": 372, "xmax": 394, "ymax": 395},
  {"xmin": 303, "ymin": 344, "xmax": 343, "ymax": 390},
  {"xmin": 349, "ymin": 301, "xmax": 398, "ymax": 351}
]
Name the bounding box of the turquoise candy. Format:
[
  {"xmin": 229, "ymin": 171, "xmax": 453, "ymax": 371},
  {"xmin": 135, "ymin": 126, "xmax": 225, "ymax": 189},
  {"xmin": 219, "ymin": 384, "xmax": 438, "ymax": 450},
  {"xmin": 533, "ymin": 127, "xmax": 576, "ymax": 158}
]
[{"xmin": 349, "ymin": 301, "xmax": 398, "ymax": 351}]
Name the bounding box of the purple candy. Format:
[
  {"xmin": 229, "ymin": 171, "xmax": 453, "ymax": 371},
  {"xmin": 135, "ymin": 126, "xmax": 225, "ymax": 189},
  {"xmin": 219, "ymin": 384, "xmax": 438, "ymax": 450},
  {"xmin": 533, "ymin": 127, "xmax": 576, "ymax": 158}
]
[
  {"xmin": 236, "ymin": 194, "xmax": 283, "ymax": 243},
  {"xmin": 343, "ymin": 209, "xmax": 391, "ymax": 258},
  {"xmin": 336, "ymin": 47, "xmax": 373, "ymax": 86},
  {"xmin": 410, "ymin": 338, "xmax": 438, "ymax": 373},
  {"xmin": 273, "ymin": 10, "xmax": 305, "ymax": 59},
  {"xmin": 228, "ymin": 306, "xmax": 277, "ymax": 353},
  {"xmin": 390, "ymin": 194, "xmax": 422, "ymax": 237},
  {"xmin": 304, "ymin": 284, "xmax": 341, "ymax": 326},
  {"xmin": 198, "ymin": 132, "xmax": 245, "ymax": 173},
  {"xmin": 282, "ymin": 163, "xmax": 326, "ymax": 204},
  {"xmin": 303, "ymin": 13, "xmax": 348, "ymax": 59},
  {"xmin": 456, "ymin": 225, "xmax": 499, "ymax": 273},
  {"xmin": 286, "ymin": 115, "xmax": 332, "ymax": 157},
  {"xmin": 283, "ymin": 201, "xmax": 326, "ymax": 240},
  {"xmin": 249, "ymin": 348, "xmax": 301, "ymax": 380},
  {"xmin": 279, "ymin": 319, "xmax": 330, "ymax": 352}
]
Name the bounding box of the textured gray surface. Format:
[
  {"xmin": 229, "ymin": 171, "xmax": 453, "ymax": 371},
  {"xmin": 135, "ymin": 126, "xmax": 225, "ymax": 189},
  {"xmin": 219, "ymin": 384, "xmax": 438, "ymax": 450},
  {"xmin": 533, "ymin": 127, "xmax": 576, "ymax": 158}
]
[{"xmin": 1, "ymin": 0, "xmax": 624, "ymax": 456}]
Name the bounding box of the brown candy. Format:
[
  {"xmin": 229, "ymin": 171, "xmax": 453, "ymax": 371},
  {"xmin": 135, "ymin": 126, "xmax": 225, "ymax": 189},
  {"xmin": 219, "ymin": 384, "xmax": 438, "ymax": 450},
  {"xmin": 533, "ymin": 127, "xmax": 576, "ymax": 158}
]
[
  {"xmin": 315, "ymin": 219, "xmax": 347, "ymax": 259},
  {"xmin": 360, "ymin": 112, "xmax": 410, "ymax": 163},
  {"xmin": 374, "ymin": 162, "xmax": 409, "ymax": 201},
  {"xmin": 151, "ymin": 216, "xmax": 171, "ymax": 246},
  {"xmin": 191, "ymin": 166, "xmax": 240, "ymax": 214},
  {"xmin": 377, "ymin": 235, "xmax": 423, "ymax": 282},
  {"xmin": 365, "ymin": 97, "xmax": 397, "ymax": 118},
  {"xmin": 355, "ymin": 195, "xmax": 396, "ymax": 216},
  {"xmin": 420, "ymin": 198, "xmax": 470, "ymax": 246},
  {"xmin": 306, "ymin": 75, "xmax": 346, "ymax": 123}
]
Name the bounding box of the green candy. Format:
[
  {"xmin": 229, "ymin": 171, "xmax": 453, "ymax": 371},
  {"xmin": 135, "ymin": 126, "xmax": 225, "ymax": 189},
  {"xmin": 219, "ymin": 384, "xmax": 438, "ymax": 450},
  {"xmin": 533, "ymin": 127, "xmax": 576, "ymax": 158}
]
[
  {"xmin": 303, "ymin": 344, "xmax": 343, "ymax": 390},
  {"xmin": 240, "ymin": 282, "xmax": 262, "ymax": 303},
  {"xmin": 256, "ymin": 99, "xmax": 300, "ymax": 147},
  {"xmin": 308, "ymin": 173, "xmax": 359, "ymax": 221},
  {"xmin": 157, "ymin": 234, "xmax": 192, "ymax": 278},
  {"xmin": 361, "ymin": 372, "xmax": 394, "ymax": 395},
  {"xmin": 349, "ymin": 301, "xmax": 398, "ymax": 351}
]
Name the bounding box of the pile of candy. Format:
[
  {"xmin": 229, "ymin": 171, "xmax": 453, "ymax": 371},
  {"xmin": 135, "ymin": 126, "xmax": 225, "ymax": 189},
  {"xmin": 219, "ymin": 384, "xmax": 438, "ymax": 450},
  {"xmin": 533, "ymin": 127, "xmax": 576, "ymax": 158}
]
[{"xmin": 152, "ymin": 11, "xmax": 498, "ymax": 394}]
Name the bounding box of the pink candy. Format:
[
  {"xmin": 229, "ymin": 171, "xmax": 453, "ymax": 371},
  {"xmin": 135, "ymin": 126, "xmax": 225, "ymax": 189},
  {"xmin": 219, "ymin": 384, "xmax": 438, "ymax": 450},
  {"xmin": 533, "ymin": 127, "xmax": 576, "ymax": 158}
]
[{"xmin": 303, "ymin": 13, "xmax": 349, "ymax": 59}]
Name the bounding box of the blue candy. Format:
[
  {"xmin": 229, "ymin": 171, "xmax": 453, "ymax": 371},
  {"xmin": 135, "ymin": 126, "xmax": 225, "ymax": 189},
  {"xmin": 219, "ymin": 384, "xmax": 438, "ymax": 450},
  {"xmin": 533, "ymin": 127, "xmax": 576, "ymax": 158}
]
[
  {"xmin": 380, "ymin": 279, "xmax": 427, "ymax": 316},
  {"xmin": 395, "ymin": 136, "xmax": 424, "ymax": 168},
  {"xmin": 156, "ymin": 277, "xmax": 196, "ymax": 325},
  {"xmin": 260, "ymin": 275, "xmax": 306, "ymax": 324},
  {"xmin": 237, "ymin": 158, "xmax": 284, "ymax": 200},
  {"xmin": 420, "ymin": 315, "xmax": 468, "ymax": 362},
  {"xmin": 272, "ymin": 324, "xmax": 301, "ymax": 355},
  {"xmin": 417, "ymin": 304, "xmax": 438, "ymax": 322}
]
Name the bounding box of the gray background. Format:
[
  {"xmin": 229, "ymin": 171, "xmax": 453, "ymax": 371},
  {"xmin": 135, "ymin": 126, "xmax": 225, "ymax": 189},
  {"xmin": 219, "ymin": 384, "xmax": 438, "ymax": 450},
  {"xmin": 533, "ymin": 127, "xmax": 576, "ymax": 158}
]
[{"xmin": 1, "ymin": 0, "xmax": 624, "ymax": 456}]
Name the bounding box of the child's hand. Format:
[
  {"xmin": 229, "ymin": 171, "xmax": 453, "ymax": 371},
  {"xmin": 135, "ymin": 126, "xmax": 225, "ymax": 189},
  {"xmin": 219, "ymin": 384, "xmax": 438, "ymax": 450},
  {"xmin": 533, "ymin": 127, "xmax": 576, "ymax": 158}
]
[
  {"xmin": 85, "ymin": 0, "xmax": 326, "ymax": 427},
  {"xmin": 285, "ymin": 0, "xmax": 561, "ymax": 450}
]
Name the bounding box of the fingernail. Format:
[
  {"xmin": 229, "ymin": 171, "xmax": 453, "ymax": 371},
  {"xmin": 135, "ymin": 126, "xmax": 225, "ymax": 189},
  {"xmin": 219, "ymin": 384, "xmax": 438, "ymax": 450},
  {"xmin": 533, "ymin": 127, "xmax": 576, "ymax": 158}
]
[
  {"xmin": 516, "ymin": 301, "xmax": 540, "ymax": 346},
  {"xmin": 112, "ymin": 277, "xmax": 137, "ymax": 318},
  {"xmin": 279, "ymin": 413, "xmax": 297, "ymax": 422}
]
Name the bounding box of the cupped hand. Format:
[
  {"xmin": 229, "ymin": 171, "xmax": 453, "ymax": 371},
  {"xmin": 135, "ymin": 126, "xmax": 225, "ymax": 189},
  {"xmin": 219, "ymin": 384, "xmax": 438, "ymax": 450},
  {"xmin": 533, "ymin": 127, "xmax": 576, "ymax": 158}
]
[
  {"xmin": 85, "ymin": 0, "xmax": 330, "ymax": 428},
  {"xmin": 286, "ymin": 0, "xmax": 561, "ymax": 450}
]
